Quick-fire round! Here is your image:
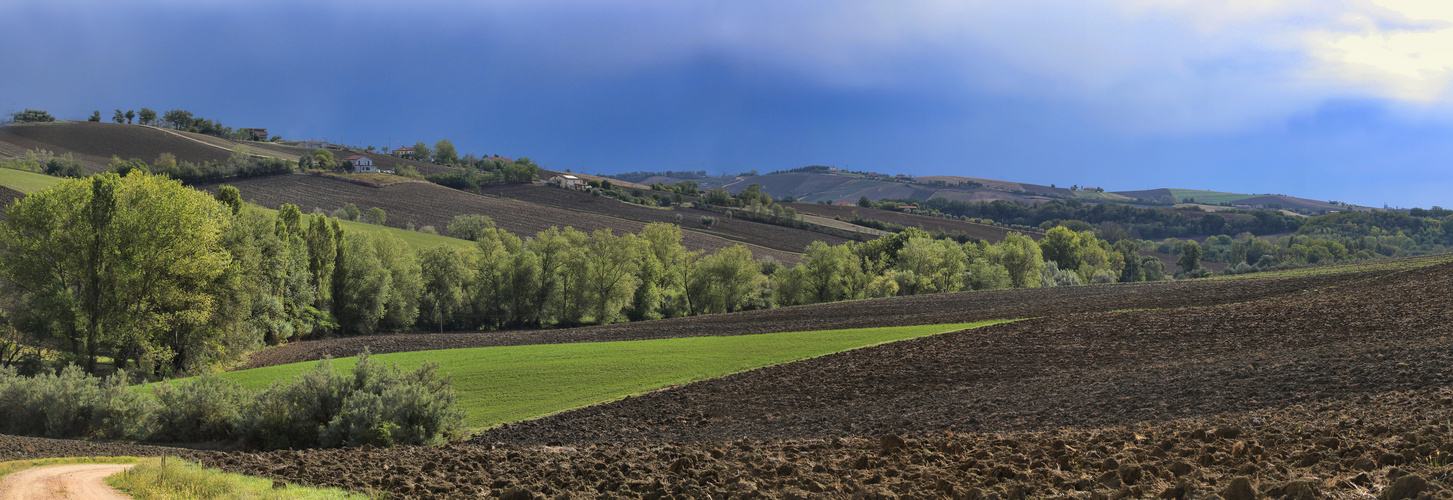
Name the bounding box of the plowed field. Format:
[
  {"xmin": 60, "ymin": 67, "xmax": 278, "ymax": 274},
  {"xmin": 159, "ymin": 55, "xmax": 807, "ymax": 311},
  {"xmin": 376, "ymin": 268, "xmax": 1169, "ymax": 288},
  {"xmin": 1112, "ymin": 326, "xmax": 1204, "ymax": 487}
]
[
  {"xmin": 789, "ymin": 202, "xmax": 1037, "ymax": 243},
  {"xmin": 0, "ymin": 123, "xmax": 231, "ymax": 171},
  {"xmin": 9, "ymin": 255, "xmax": 1453, "ymax": 498},
  {"xmin": 203, "ymin": 175, "xmax": 802, "ymax": 264},
  {"xmin": 239, "ymin": 260, "xmax": 1399, "ymax": 370},
  {"xmin": 480, "ymin": 184, "xmax": 852, "ymax": 253}
]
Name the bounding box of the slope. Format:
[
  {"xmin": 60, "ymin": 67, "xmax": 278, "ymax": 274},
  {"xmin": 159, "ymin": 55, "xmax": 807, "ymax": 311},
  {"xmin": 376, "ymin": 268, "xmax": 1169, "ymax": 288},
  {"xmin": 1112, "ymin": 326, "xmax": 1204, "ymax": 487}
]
[{"xmin": 206, "ymin": 175, "xmax": 805, "ymax": 263}]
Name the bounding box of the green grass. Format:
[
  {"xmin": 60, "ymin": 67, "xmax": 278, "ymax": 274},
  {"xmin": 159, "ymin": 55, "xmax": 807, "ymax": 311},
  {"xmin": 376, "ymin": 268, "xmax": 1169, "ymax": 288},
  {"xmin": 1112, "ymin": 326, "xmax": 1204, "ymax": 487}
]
[
  {"xmin": 108, "ymin": 457, "xmax": 375, "ymax": 499},
  {"xmin": 0, "ymin": 168, "xmax": 64, "ymax": 193},
  {"xmin": 1166, "ymin": 188, "xmax": 1253, "ymax": 204},
  {"xmin": 0, "ymin": 456, "xmax": 140, "ymax": 480},
  {"xmin": 219, "ymin": 320, "xmax": 1012, "ymax": 429},
  {"xmin": 1210, "ymin": 253, "xmax": 1453, "ymax": 281}
]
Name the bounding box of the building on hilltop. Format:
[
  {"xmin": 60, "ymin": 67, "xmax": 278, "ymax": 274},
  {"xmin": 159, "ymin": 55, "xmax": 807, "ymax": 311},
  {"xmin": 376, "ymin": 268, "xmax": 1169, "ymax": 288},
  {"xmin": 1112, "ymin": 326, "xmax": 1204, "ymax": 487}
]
[
  {"xmin": 550, "ymin": 174, "xmax": 586, "ymax": 190},
  {"xmin": 393, "ymin": 146, "xmax": 414, "ymax": 159},
  {"xmin": 343, "ymin": 155, "xmax": 378, "ymax": 173},
  {"xmin": 239, "ymin": 128, "xmax": 269, "ymax": 141}
]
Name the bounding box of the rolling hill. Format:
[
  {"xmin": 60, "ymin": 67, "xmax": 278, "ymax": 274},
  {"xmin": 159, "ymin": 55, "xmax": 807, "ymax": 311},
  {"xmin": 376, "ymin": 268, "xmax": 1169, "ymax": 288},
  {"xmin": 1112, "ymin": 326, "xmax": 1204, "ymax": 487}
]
[{"xmin": 608, "ymin": 169, "xmax": 1364, "ymax": 214}]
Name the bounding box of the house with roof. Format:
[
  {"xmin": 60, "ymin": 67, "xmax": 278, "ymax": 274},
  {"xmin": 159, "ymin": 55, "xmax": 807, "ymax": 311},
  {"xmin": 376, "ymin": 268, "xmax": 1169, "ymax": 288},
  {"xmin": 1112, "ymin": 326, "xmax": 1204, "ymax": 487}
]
[
  {"xmin": 550, "ymin": 174, "xmax": 586, "ymax": 190},
  {"xmin": 240, "ymin": 128, "xmax": 269, "ymax": 141},
  {"xmin": 344, "ymin": 155, "xmax": 378, "ymax": 173},
  {"xmin": 393, "ymin": 147, "xmax": 414, "ymax": 159}
]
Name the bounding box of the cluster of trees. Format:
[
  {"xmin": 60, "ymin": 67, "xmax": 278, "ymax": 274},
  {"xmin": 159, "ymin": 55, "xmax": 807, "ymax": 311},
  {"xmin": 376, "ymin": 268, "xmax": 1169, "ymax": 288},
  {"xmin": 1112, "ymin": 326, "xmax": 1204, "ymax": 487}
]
[
  {"xmin": 898, "ymin": 198, "xmax": 1304, "ymax": 239},
  {"xmin": 110, "ymin": 148, "xmax": 295, "ymax": 184},
  {"xmin": 425, "ymin": 157, "xmax": 538, "ymax": 191},
  {"xmin": 612, "ymin": 170, "xmax": 712, "ymax": 183},
  {"xmin": 0, "ymin": 149, "xmax": 85, "ymax": 177},
  {"xmin": 8, "ymin": 109, "xmax": 55, "ymax": 123}
]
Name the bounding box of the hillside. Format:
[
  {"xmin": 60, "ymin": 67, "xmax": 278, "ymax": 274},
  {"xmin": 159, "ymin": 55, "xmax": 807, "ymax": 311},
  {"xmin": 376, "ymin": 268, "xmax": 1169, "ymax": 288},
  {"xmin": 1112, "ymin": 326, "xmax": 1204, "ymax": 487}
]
[
  {"xmin": 612, "ymin": 169, "xmax": 1365, "ymax": 214},
  {"xmin": 0, "ymin": 121, "xmax": 236, "ymax": 172},
  {"xmin": 205, "ymin": 174, "xmax": 807, "ymax": 264}
]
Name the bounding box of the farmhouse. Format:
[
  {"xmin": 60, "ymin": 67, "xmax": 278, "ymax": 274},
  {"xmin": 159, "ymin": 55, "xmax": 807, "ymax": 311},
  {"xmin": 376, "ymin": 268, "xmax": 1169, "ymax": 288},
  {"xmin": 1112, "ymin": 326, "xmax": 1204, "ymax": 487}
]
[
  {"xmin": 344, "ymin": 155, "xmax": 378, "ymax": 173},
  {"xmin": 393, "ymin": 146, "xmax": 414, "ymax": 159},
  {"xmin": 551, "ymin": 174, "xmax": 586, "ymax": 190},
  {"xmin": 240, "ymin": 128, "xmax": 269, "ymax": 141}
]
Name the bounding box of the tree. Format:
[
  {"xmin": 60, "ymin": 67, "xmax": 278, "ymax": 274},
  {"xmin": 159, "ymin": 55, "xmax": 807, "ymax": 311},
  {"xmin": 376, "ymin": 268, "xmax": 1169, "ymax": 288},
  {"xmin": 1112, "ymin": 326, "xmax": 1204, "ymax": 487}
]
[
  {"xmin": 138, "ymin": 108, "xmax": 157, "ymax": 126},
  {"xmin": 0, "ymin": 172, "xmax": 233, "ymax": 373},
  {"xmin": 365, "ymin": 207, "xmax": 387, "ymax": 226},
  {"xmin": 214, "ymin": 185, "xmax": 243, "ymax": 215},
  {"xmin": 420, "ymin": 246, "xmax": 473, "ymax": 333},
  {"xmin": 163, "ymin": 110, "xmax": 194, "ymax": 130},
  {"xmin": 1178, "ymin": 240, "xmax": 1203, "ymax": 273},
  {"xmin": 125, "ymin": 110, "xmax": 135, "ymax": 124},
  {"xmin": 582, "ymin": 230, "xmax": 640, "ymax": 324},
  {"xmin": 434, "ymin": 140, "xmax": 458, "ymax": 166},
  {"xmin": 999, "ymin": 232, "xmax": 1044, "ymax": 288},
  {"xmin": 311, "ymin": 149, "xmax": 337, "ymax": 170},
  {"xmin": 113, "ymin": 110, "xmax": 126, "ymax": 124},
  {"xmin": 858, "ymin": 196, "xmax": 872, "ymax": 208},
  {"xmin": 88, "ymin": 111, "xmax": 101, "ymax": 122},
  {"xmin": 446, "ymin": 214, "xmax": 495, "ymax": 241},
  {"xmin": 412, "ymin": 142, "xmax": 431, "ymax": 164}
]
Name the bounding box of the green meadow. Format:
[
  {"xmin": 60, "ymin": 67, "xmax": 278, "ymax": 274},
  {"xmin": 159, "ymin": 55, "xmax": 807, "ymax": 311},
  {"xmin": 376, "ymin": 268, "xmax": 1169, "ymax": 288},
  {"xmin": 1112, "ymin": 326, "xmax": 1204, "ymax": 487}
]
[{"xmin": 220, "ymin": 320, "xmax": 1011, "ymax": 429}]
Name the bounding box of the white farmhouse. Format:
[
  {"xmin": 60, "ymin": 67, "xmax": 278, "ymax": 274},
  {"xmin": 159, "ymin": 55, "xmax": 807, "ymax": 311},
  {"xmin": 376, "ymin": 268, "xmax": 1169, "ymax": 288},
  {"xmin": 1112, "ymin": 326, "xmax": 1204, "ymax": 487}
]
[{"xmin": 344, "ymin": 155, "xmax": 378, "ymax": 173}]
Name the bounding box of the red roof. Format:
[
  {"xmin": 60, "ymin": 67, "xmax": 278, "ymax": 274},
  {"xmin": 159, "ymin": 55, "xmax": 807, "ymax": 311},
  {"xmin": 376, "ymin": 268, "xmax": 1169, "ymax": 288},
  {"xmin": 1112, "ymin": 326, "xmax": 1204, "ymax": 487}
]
[
  {"xmin": 344, "ymin": 155, "xmax": 365, "ymax": 161},
  {"xmin": 395, "ymin": 147, "xmax": 413, "ymax": 151}
]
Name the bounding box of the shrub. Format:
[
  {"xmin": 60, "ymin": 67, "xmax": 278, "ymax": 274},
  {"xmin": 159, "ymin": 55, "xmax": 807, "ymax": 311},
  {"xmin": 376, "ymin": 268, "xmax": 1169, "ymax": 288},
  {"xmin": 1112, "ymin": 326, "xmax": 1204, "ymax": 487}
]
[
  {"xmin": 152, "ymin": 375, "xmax": 249, "ymax": 442},
  {"xmin": 1090, "ymin": 270, "xmax": 1118, "ymax": 284}
]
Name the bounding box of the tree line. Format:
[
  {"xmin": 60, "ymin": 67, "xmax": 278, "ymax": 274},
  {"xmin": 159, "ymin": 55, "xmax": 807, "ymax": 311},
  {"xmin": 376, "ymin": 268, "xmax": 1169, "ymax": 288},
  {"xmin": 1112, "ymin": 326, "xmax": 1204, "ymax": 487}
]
[{"xmin": 0, "ymin": 171, "xmax": 1185, "ymax": 378}]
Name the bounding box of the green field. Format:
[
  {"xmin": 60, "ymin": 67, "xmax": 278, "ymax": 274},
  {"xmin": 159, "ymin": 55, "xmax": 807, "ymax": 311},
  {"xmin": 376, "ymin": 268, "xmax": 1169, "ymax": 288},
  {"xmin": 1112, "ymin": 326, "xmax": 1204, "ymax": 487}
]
[
  {"xmin": 1210, "ymin": 253, "xmax": 1453, "ymax": 281},
  {"xmin": 0, "ymin": 169, "xmax": 472, "ymax": 251},
  {"xmin": 1166, "ymin": 188, "xmax": 1252, "ymax": 204},
  {"xmin": 221, "ymin": 321, "xmax": 1011, "ymax": 429},
  {"xmin": 0, "ymin": 168, "xmax": 63, "ymax": 193}
]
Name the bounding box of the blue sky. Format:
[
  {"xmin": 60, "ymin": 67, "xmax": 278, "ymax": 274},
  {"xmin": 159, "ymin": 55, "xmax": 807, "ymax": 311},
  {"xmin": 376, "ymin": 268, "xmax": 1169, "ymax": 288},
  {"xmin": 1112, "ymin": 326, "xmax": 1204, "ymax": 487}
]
[{"xmin": 3, "ymin": 1, "xmax": 1452, "ymax": 208}]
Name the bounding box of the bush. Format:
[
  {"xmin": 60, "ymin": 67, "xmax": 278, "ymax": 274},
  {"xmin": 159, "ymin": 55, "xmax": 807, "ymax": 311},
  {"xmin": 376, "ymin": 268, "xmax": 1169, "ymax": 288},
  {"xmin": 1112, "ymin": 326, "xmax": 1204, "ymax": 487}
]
[
  {"xmin": 1090, "ymin": 270, "xmax": 1118, "ymax": 284},
  {"xmin": 10, "ymin": 109, "xmax": 55, "ymax": 123},
  {"xmin": 152, "ymin": 375, "xmax": 250, "ymax": 442},
  {"xmin": 247, "ymin": 350, "xmax": 463, "ymax": 449}
]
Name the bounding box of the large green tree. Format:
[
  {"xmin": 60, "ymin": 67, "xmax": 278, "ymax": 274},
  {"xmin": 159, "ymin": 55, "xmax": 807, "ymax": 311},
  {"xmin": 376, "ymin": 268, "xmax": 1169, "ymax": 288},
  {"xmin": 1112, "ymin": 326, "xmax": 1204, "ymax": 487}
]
[
  {"xmin": 434, "ymin": 140, "xmax": 458, "ymax": 166},
  {"xmin": 0, "ymin": 172, "xmax": 233, "ymax": 373}
]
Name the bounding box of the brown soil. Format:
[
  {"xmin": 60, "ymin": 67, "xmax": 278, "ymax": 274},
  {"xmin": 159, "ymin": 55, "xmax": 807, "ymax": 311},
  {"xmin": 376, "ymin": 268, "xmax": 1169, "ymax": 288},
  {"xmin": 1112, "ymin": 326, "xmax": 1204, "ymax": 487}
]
[
  {"xmin": 237, "ymin": 257, "xmax": 1397, "ymax": 370},
  {"xmin": 481, "ymin": 183, "xmax": 852, "ymax": 254},
  {"xmin": 14, "ymin": 256, "xmax": 1453, "ymax": 498},
  {"xmin": 192, "ymin": 257, "xmax": 1453, "ymax": 498},
  {"xmin": 0, "ymin": 435, "xmax": 195, "ymax": 463},
  {"xmin": 0, "ymin": 123, "xmax": 231, "ymax": 173},
  {"xmin": 201, "ymin": 175, "xmax": 802, "ymax": 264},
  {"xmin": 787, "ymin": 202, "xmax": 1041, "ymax": 243}
]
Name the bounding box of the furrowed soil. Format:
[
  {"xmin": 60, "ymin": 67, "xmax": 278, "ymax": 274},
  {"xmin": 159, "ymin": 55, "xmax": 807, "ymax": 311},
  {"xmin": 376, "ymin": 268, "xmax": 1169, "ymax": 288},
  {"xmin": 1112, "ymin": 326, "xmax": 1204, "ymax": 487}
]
[
  {"xmin": 0, "ymin": 122, "xmax": 232, "ymax": 172},
  {"xmin": 203, "ymin": 174, "xmax": 803, "ymax": 264},
  {"xmin": 13, "ymin": 255, "xmax": 1453, "ymax": 498},
  {"xmin": 480, "ymin": 183, "xmax": 853, "ymax": 253},
  {"xmin": 239, "ymin": 258, "xmax": 1403, "ymax": 370},
  {"xmin": 787, "ymin": 202, "xmax": 1037, "ymax": 243}
]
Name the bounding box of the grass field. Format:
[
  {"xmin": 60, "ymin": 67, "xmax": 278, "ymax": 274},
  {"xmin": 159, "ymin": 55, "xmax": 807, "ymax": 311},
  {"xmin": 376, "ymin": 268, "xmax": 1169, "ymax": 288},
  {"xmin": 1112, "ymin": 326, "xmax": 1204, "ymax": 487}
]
[
  {"xmin": 219, "ymin": 321, "xmax": 1012, "ymax": 429},
  {"xmin": 0, "ymin": 168, "xmax": 63, "ymax": 193},
  {"xmin": 1211, "ymin": 252, "xmax": 1453, "ymax": 281},
  {"xmin": 109, "ymin": 458, "xmax": 375, "ymax": 499},
  {"xmin": 1166, "ymin": 188, "xmax": 1252, "ymax": 204}
]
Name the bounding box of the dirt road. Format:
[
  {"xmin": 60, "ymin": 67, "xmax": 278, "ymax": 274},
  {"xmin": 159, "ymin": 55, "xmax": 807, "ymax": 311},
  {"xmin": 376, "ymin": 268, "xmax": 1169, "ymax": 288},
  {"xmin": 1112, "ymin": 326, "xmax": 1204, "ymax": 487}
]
[{"xmin": 0, "ymin": 464, "xmax": 135, "ymax": 500}]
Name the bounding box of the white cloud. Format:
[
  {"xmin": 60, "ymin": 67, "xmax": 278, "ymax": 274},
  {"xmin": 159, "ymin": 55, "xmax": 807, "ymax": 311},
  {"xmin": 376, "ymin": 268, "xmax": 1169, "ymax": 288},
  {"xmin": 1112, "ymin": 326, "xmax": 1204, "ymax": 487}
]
[{"xmin": 1304, "ymin": 0, "xmax": 1453, "ymax": 102}]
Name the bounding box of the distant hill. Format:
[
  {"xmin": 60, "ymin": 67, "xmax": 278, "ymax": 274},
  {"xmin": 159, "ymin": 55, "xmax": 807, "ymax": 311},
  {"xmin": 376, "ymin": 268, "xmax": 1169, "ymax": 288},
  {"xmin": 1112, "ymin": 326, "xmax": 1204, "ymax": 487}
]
[{"xmin": 605, "ymin": 169, "xmax": 1366, "ymax": 214}]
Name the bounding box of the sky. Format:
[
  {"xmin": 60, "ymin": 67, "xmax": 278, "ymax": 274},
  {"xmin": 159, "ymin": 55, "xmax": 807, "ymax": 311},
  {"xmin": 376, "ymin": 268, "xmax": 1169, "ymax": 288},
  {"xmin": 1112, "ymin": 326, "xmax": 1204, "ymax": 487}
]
[{"xmin": 2, "ymin": 0, "xmax": 1452, "ymax": 208}]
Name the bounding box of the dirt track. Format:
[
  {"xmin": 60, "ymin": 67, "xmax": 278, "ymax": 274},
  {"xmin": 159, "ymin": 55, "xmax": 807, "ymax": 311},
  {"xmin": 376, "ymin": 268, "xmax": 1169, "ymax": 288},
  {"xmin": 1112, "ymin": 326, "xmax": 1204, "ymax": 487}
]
[{"xmin": 0, "ymin": 464, "xmax": 135, "ymax": 500}]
